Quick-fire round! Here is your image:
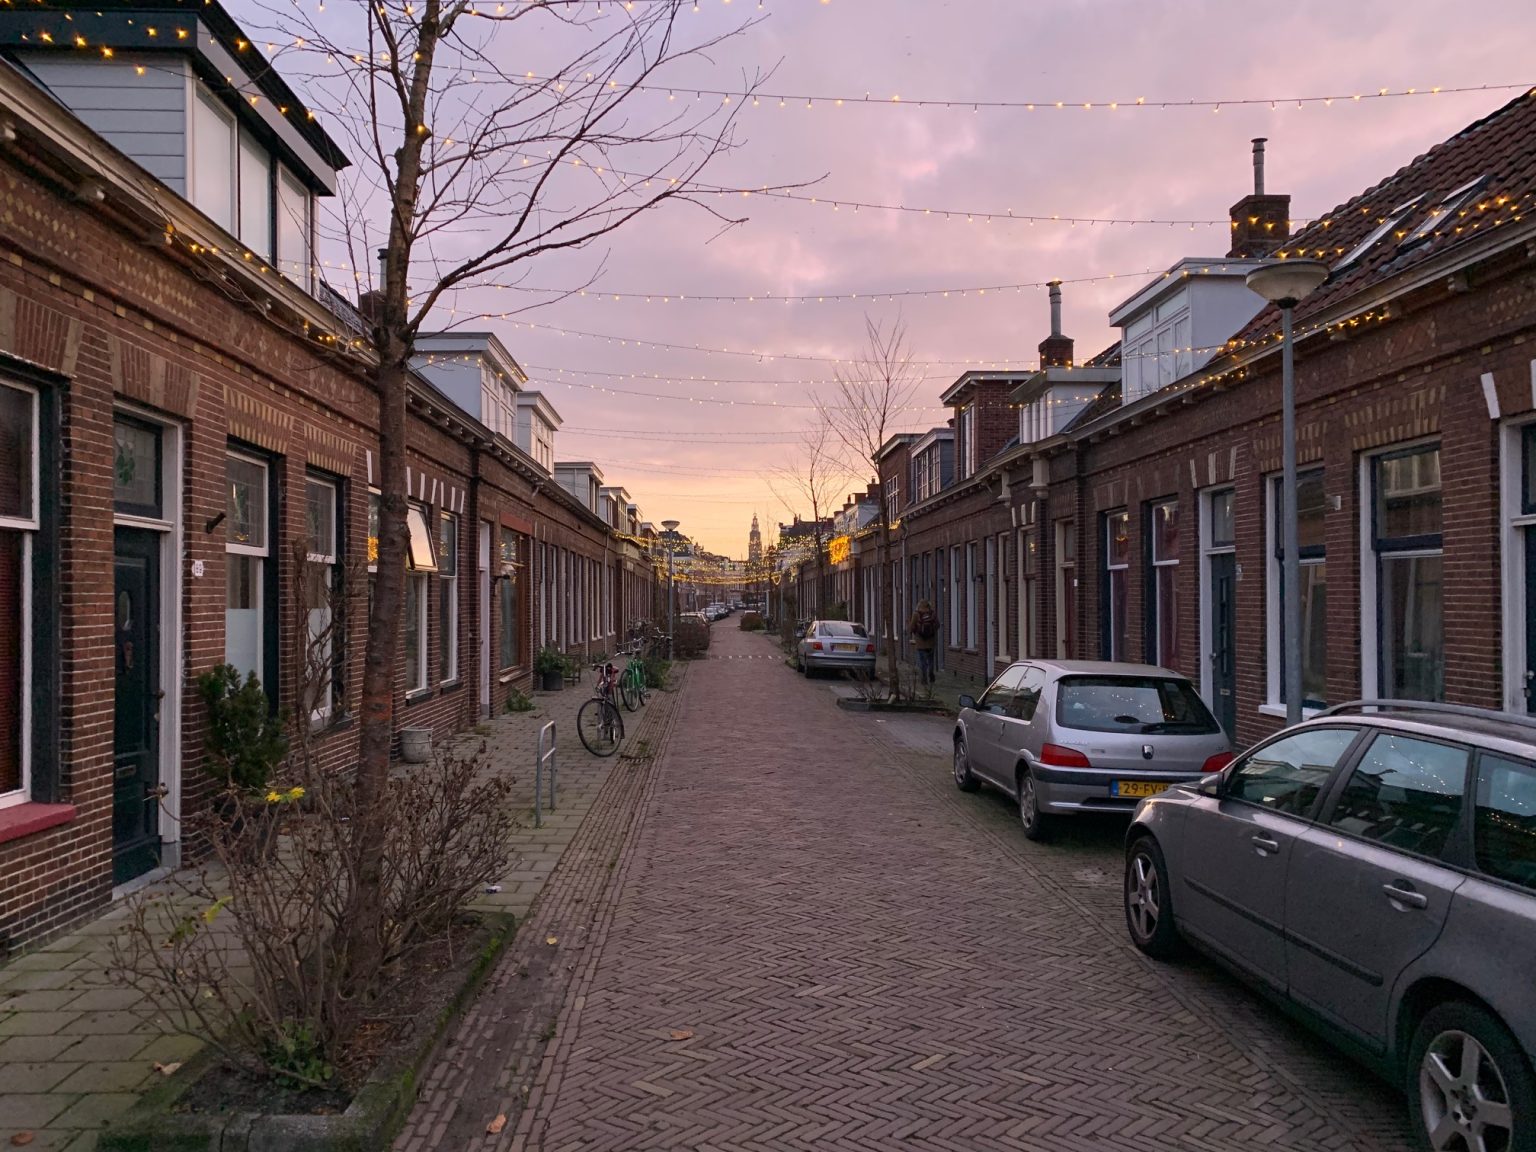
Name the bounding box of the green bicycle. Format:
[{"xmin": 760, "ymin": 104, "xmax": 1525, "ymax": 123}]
[{"xmin": 618, "ymin": 640, "xmax": 648, "ymax": 712}]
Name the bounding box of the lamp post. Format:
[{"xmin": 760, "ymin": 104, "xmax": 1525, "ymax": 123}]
[
  {"xmin": 1245, "ymin": 259, "xmax": 1331, "ymax": 725},
  {"xmin": 662, "ymin": 519, "xmax": 680, "ymax": 659}
]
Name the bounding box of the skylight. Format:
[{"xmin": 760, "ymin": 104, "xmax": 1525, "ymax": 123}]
[
  {"xmin": 1404, "ymin": 176, "xmax": 1487, "ymax": 245},
  {"xmin": 1336, "ymin": 194, "xmax": 1424, "ymax": 269}
]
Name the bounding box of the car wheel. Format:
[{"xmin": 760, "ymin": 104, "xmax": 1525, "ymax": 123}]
[
  {"xmin": 1407, "ymin": 1000, "xmax": 1535, "ymax": 1152},
  {"xmin": 953, "ymin": 736, "xmax": 980, "ymax": 793},
  {"xmin": 1124, "ymin": 835, "xmax": 1181, "ymax": 959},
  {"xmin": 1017, "ymin": 767, "xmax": 1051, "ymax": 841}
]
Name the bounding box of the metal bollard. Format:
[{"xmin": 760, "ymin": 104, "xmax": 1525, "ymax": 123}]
[{"xmin": 534, "ymin": 721, "xmax": 557, "ymax": 827}]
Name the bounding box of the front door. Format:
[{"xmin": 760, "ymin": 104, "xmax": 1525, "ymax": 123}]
[
  {"xmin": 1208, "ymin": 552, "xmax": 1237, "ymax": 738},
  {"xmin": 113, "ymin": 527, "xmax": 161, "ymax": 884},
  {"xmin": 1525, "ymin": 529, "xmax": 1536, "ymax": 712}
]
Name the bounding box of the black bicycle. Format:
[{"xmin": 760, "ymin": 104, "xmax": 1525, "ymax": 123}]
[{"xmin": 577, "ymin": 660, "xmax": 625, "ymax": 757}]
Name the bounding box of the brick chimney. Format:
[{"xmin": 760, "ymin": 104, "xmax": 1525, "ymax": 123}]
[
  {"xmin": 356, "ymin": 247, "xmax": 389, "ymax": 325},
  {"xmin": 1228, "ymin": 138, "xmax": 1291, "ymax": 258},
  {"xmin": 1037, "ymin": 280, "xmax": 1074, "ymax": 368}
]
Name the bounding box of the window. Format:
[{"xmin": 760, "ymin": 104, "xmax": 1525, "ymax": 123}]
[
  {"xmin": 1405, "ymin": 177, "xmax": 1486, "ymax": 247},
  {"xmin": 1, "ymin": 380, "xmax": 39, "ymax": 803},
  {"xmin": 965, "ymin": 542, "xmax": 978, "ymax": 649},
  {"xmin": 1209, "ymin": 488, "xmax": 1235, "ymax": 550},
  {"xmin": 1019, "ymin": 527, "xmax": 1038, "ymax": 659},
  {"xmin": 499, "ymin": 528, "xmax": 520, "ymax": 669},
  {"xmin": 192, "ymin": 86, "xmax": 235, "ymax": 231},
  {"xmin": 949, "ymin": 546, "xmax": 962, "ymax": 641},
  {"xmin": 304, "ymin": 476, "xmax": 340, "ymax": 723},
  {"xmin": 1226, "ymin": 727, "xmax": 1360, "ymax": 816},
  {"xmin": 1270, "ymin": 469, "xmax": 1328, "ymax": 708},
  {"xmin": 1056, "ymin": 520, "xmax": 1076, "ymax": 659},
  {"xmin": 238, "ymin": 130, "xmax": 272, "ymax": 260},
  {"xmin": 1373, "ymin": 445, "xmax": 1443, "ymax": 701},
  {"xmin": 440, "ymin": 513, "xmax": 459, "ymax": 683},
  {"xmin": 977, "ymin": 666, "xmax": 1023, "ymax": 716},
  {"xmin": 404, "ymin": 503, "xmax": 436, "ymax": 695},
  {"xmin": 1103, "ymin": 511, "xmax": 1129, "ymax": 661},
  {"xmin": 113, "ymin": 416, "xmax": 163, "ymax": 518},
  {"xmin": 226, "ymin": 451, "xmax": 271, "ymax": 687},
  {"xmin": 1327, "ymin": 733, "xmax": 1468, "ymax": 859},
  {"xmin": 1474, "ymin": 753, "xmax": 1536, "ymax": 890},
  {"xmin": 1337, "ymin": 195, "xmax": 1424, "ymax": 269},
  {"xmin": 367, "ymin": 490, "xmax": 381, "ymax": 571},
  {"xmin": 276, "ymin": 164, "xmax": 312, "ymax": 290},
  {"xmin": 994, "ymin": 533, "xmax": 1008, "ymax": 659},
  {"xmin": 1056, "ymin": 675, "xmax": 1219, "ymax": 735},
  {"xmin": 958, "ymin": 403, "xmax": 976, "ymax": 479},
  {"xmin": 1150, "ymin": 501, "xmax": 1179, "ymax": 668}
]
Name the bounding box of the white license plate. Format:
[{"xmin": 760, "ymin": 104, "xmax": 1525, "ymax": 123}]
[{"xmin": 833, "ymin": 643, "xmax": 857, "ymax": 652}]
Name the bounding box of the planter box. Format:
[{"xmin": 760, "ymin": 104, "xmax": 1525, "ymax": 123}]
[
  {"xmin": 538, "ymin": 670, "xmax": 564, "ymax": 692},
  {"xmin": 99, "ymin": 915, "xmax": 514, "ymax": 1152}
]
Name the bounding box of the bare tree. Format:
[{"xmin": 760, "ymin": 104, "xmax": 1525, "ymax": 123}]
[
  {"xmin": 821, "ymin": 316, "xmax": 922, "ymax": 697},
  {"xmin": 242, "ymin": 0, "xmax": 784, "ymax": 1012},
  {"xmin": 768, "ymin": 420, "xmax": 851, "ymax": 620}
]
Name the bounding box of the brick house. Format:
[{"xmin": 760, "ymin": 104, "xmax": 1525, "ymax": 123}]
[{"xmin": 0, "ymin": 5, "xmax": 657, "ymax": 953}]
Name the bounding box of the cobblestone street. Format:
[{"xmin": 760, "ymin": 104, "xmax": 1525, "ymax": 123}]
[{"xmin": 402, "ymin": 625, "xmax": 1415, "ymax": 1152}]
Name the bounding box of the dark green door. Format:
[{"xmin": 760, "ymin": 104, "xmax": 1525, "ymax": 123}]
[
  {"xmin": 1209, "ymin": 552, "xmax": 1237, "ymax": 739},
  {"xmin": 113, "ymin": 527, "xmax": 161, "ymax": 884}
]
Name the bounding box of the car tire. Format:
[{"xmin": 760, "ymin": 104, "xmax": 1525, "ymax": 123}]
[
  {"xmin": 1124, "ymin": 835, "xmax": 1181, "ymax": 959},
  {"xmin": 1017, "ymin": 766, "xmax": 1051, "ymax": 841},
  {"xmin": 1406, "ymin": 1000, "xmax": 1535, "ymax": 1152},
  {"xmin": 953, "ymin": 736, "xmax": 980, "ymax": 793}
]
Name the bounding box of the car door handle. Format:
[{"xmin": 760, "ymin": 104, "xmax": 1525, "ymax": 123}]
[
  {"xmin": 1382, "ymin": 882, "xmax": 1428, "ymax": 910},
  {"xmin": 1251, "ymin": 835, "xmax": 1280, "ymax": 855}
]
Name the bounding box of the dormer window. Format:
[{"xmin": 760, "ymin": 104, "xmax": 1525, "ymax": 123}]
[
  {"xmin": 1404, "ymin": 177, "xmax": 1486, "ymax": 247},
  {"xmin": 1336, "ymin": 195, "xmax": 1424, "ymax": 269}
]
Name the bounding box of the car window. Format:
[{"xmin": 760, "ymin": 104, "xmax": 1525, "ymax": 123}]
[
  {"xmin": 978, "ymin": 667, "xmax": 1024, "ymax": 714},
  {"xmin": 1227, "ymin": 727, "xmax": 1359, "ymax": 816},
  {"xmin": 1055, "ymin": 675, "xmax": 1219, "ymax": 734},
  {"xmin": 1474, "ymin": 753, "xmax": 1536, "ymax": 890},
  {"xmin": 818, "ymin": 622, "xmax": 867, "ymax": 638},
  {"xmin": 1005, "ymin": 666, "xmax": 1047, "ymax": 722},
  {"xmin": 1326, "ymin": 733, "xmax": 1469, "ymax": 859}
]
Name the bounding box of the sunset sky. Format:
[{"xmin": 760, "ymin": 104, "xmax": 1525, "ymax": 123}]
[{"xmin": 233, "ymin": 0, "xmax": 1536, "ymax": 557}]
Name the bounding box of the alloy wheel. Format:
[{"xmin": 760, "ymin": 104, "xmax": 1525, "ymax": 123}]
[
  {"xmin": 1127, "ymin": 850, "xmax": 1161, "ymax": 943},
  {"xmin": 1420, "ymin": 1030, "xmax": 1515, "ymax": 1151},
  {"xmin": 1019, "ymin": 773, "xmax": 1038, "ymax": 832}
]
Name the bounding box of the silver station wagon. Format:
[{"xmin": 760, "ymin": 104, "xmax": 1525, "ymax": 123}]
[
  {"xmin": 953, "ymin": 660, "xmax": 1234, "ymax": 840},
  {"xmin": 1123, "ymin": 701, "xmax": 1536, "ymax": 1152}
]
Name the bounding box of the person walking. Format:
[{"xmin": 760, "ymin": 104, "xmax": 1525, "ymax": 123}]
[{"xmin": 909, "ymin": 598, "xmax": 939, "ymax": 690}]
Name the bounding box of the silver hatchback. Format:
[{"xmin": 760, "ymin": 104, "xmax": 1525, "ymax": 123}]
[
  {"xmin": 1124, "ymin": 701, "xmax": 1536, "ymax": 1152},
  {"xmin": 953, "ymin": 660, "xmax": 1233, "ymax": 840}
]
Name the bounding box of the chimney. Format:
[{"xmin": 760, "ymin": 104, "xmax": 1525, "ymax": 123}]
[
  {"xmin": 357, "ymin": 247, "xmax": 391, "ymax": 325},
  {"xmin": 1228, "ymin": 138, "xmax": 1291, "ymax": 258},
  {"xmin": 1037, "ymin": 280, "xmax": 1074, "ymax": 368}
]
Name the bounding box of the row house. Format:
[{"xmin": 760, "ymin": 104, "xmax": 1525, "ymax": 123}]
[
  {"xmin": 856, "ymin": 98, "xmax": 1536, "ymax": 758},
  {"xmin": 0, "ymin": 2, "xmax": 660, "ymax": 953}
]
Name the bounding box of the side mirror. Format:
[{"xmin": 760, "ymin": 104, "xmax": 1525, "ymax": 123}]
[
  {"xmin": 958, "ymin": 694, "xmax": 976, "ymax": 712},
  {"xmin": 1198, "ymin": 772, "xmax": 1225, "ymax": 798}
]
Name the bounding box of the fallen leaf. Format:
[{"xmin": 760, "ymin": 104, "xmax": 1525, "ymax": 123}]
[
  {"xmin": 154, "ymin": 1061, "xmax": 183, "ymax": 1076},
  {"xmin": 668, "ymin": 1029, "xmax": 693, "ymax": 1041},
  {"xmin": 11, "ymin": 1134, "xmax": 35, "ymax": 1147},
  {"xmin": 545, "ymin": 935, "xmax": 558, "ymax": 946},
  {"xmin": 486, "ymin": 1113, "xmax": 507, "ymax": 1134}
]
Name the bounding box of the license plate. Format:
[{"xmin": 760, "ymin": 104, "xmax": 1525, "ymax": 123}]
[
  {"xmin": 833, "ymin": 643, "xmax": 857, "ymax": 652},
  {"xmin": 1113, "ymin": 780, "xmax": 1169, "ymax": 799}
]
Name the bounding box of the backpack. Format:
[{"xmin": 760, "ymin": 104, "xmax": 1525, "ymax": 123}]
[{"xmin": 914, "ymin": 610, "xmax": 938, "ymax": 640}]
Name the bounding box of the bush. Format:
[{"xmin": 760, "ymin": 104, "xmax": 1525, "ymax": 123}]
[
  {"xmin": 674, "ymin": 615, "xmax": 711, "ymax": 658},
  {"xmin": 504, "ymin": 689, "xmax": 535, "ymax": 713},
  {"xmin": 739, "ymin": 611, "xmax": 765, "ymax": 631},
  {"xmin": 197, "ymin": 664, "xmax": 288, "ymax": 793},
  {"xmin": 643, "ymin": 656, "xmax": 671, "ymax": 690},
  {"xmin": 534, "ymin": 646, "xmax": 565, "ymax": 676}
]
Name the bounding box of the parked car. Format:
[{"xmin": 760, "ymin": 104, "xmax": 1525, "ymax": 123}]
[
  {"xmin": 1123, "ymin": 700, "xmax": 1536, "ymax": 1152},
  {"xmin": 796, "ymin": 620, "xmax": 876, "ymax": 677},
  {"xmin": 953, "ymin": 660, "xmax": 1232, "ymax": 841}
]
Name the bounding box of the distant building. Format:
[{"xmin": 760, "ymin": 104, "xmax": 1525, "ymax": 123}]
[{"xmin": 747, "ymin": 514, "xmax": 763, "ymax": 564}]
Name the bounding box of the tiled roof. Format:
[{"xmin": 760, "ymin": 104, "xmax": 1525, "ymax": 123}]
[{"xmin": 1234, "ymin": 89, "xmax": 1536, "ymax": 343}]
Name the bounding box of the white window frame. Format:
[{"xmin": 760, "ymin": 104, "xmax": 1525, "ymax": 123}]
[
  {"xmin": 225, "ymin": 449, "xmax": 270, "ymax": 686},
  {"xmin": 305, "ymin": 475, "xmax": 339, "ymax": 725},
  {"xmin": 276, "ymin": 163, "xmax": 313, "ymax": 291},
  {"xmin": 1055, "ymin": 519, "xmax": 1075, "ymax": 660},
  {"xmin": 1500, "ymin": 420, "xmax": 1536, "ymax": 713},
  {"xmin": 993, "ymin": 532, "xmax": 1008, "ymax": 664},
  {"xmin": 1337, "ymin": 195, "xmax": 1425, "ymax": 269},
  {"xmin": 191, "ymin": 84, "xmax": 236, "ymax": 232},
  {"xmin": 1017, "ymin": 520, "xmax": 1037, "ymax": 662},
  {"xmin": 237, "ymin": 128, "xmax": 272, "ymax": 261},
  {"xmin": 1263, "ymin": 469, "xmax": 1327, "ymax": 718},
  {"xmin": 1151, "ymin": 499, "xmax": 1179, "ymax": 668},
  {"xmin": 1360, "ymin": 440, "xmax": 1444, "ymax": 703},
  {"xmin": 0, "ymin": 379, "xmax": 39, "ymax": 809},
  {"xmin": 965, "ymin": 541, "xmax": 978, "ymax": 651},
  {"xmin": 405, "ymin": 569, "xmax": 429, "ymax": 695},
  {"xmin": 1104, "ymin": 510, "xmax": 1129, "ymax": 662},
  {"xmin": 1198, "ymin": 486, "xmax": 1236, "ymax": 711},
  {"xmin": 959, "ymin": 403, "xmax": 977, "ymax": 479},
  {"xmin": 948, "ymin": 545, "xmax": 962, "ymax": 641},
  {"xmin": 439, "ymin": 511, "xmax": 460, "ymax": 686}
]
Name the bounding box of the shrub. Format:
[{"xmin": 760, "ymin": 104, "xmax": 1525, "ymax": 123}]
[
  {"xmin": 674, "ymin": 615, "xmax": 711, "ymax": 658},
  {"xmin": 534, "ymin": 646, "xmax": 564, "ymax": 676},
  {"xmin": 504, "ymin": 689, "xmax": 535, "ymax": 713},
  {"xmin": 197, "ymin": 664, "xmax": 288, "ymax": 793},
  {"xmin": 643, "ymin": 656, "xmax": 672, "ymax": 690},
  {"xmin": 739, "ymin": 611, "xmax": 765, "ymax": 631}
]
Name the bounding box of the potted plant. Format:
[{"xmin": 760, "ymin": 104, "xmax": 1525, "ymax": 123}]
[
  {"xmin": 535, "ymin": 646, "xmax": 566, "ymax": 692},
  {"xmin": 197, "ymin": 664, "xmax": 290, "ymax": 861}
]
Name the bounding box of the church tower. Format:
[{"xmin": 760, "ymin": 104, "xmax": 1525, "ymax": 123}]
[{"xmin": 747, "ymin": 514, "xmax": 762, "ymax": 563}]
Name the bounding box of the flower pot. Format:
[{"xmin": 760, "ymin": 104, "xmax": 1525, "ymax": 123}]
[
  {"xmin": 540, "ymin": 670, "xmax": 564, "ymax": 692},
  {"xmin": 399, "ymin": 726, "xmax": 433, "ymax": 763}
]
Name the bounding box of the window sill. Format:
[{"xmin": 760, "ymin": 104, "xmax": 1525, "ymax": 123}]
[
  {"xmin": 404, "ymin": 688, "xmax": 434, "ymax": 706},
  {"xmin": 497, "ymin": 668, "xmax": 526, "ymax": 685},
  {"xmin": 0, "ymin": 802, "xmax": 77, "ymax": 846},
  {"xmin": 439, "ymin": 680, "xmax": 464, "ymax": 697},
  {"xmin": 1257, "ymin": 703, "xmax": 1326, "ymax": 722}
]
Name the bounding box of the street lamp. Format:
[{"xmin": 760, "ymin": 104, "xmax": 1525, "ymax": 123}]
[
  {"xmin": 1246, "ymin": 258, "xmax": 1331, "ymax": 725},
  {"xmin": 662, "ymin": 519, "xmax": 680, "ymax": 659}
]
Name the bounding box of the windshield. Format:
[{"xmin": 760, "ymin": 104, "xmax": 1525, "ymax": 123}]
[
  {"xmin": 817, "ymin": 622, "xmax": 868, "ymax": 638},
  {"xmin": 1055, "ymin": 675, "xmax": 1220, "ymax": 735}
]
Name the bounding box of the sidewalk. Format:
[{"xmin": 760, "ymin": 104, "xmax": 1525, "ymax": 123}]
[{"xmin": 0, "ymin": 677, "xmax": 661, "ymax": 1150}]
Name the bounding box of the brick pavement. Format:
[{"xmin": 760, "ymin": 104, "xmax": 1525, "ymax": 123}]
[
  {"xmin": 0, "ymin": 674, "xmax": 644, "ymax": 1150},
  {"xmin": 408, "ymin": 623, "xmax": 1413, "ymax": 1152}
]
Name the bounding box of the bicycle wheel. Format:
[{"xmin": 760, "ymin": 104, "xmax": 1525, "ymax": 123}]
[
  {"xmin": 578, "ymin": 698, "xmax": 621, "ymax": 757},
  {"xmin": 620, "ymin": 676, "xmax": 638, "ymax": 712}
]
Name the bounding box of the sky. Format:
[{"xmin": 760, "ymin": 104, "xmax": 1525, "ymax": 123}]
[{"xmin": 230, "ymin": 0, "xmax": 1536, "ymax": 558}]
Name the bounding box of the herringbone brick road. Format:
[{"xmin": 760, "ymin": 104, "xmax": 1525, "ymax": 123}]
[{"xmin": 404, "ymin": 625, "xmax": 1412, "ymax": 1151}]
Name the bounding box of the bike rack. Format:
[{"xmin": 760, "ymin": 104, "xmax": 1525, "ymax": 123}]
[{"xmin": 534, "ymin": 720, "xmax": 557, "ymax": 828}]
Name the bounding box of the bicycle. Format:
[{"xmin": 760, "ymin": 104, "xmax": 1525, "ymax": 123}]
[
  {"xmin": 618, "ymin": 640, "xmax": 649, "ymax": 712},
  {"xmin": 577, "ymin": 660, "xmax": 625, "ymax": 757}
]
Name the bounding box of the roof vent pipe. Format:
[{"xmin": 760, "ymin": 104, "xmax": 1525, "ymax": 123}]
[
  {"xmin": 1048, "ymin": 279, "xmax": 1063, "ymax": 337},
  {"xmin": 1252, "ymin": 138, "xmax": 1267, "ymax": 197}
]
